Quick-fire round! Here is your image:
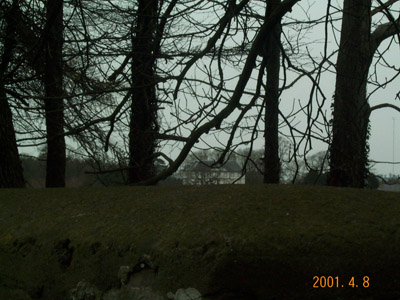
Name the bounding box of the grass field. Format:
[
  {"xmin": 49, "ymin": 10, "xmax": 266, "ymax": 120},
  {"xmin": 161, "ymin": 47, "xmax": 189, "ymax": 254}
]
[{"xmin": 0, "ymin": 184, "xmax": 399, "ymax": 299}]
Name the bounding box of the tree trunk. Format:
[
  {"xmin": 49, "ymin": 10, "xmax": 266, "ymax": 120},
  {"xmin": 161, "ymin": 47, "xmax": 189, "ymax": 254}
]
[
  {"xmin": 0, "ymin": 93, "xmax": 25, "ymax": 188},
  {"xmin": 128, "ymin": 0, "xmax": 159, "ymax": 184},
  {"xmin": 0, "ymin": 1, "xmax": 25, "ymax": 188},
  {"xmin": 328, "ymin": 0, "xmax": 372, "ymax": 188},
  {"xmin": 263, "ymin": 0, "xmax": 282, "ymax": 184},
  {"xmin": 44, "ymin": 0, "xmax": 66, "ymax": 187}
]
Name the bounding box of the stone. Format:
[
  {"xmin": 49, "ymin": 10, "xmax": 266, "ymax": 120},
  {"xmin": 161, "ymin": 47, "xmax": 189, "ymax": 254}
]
[
  {"xmin": 70, "ymin": 280, "xmax": 102, "ymax": 300},
  {"xmin": 118, "ymin": 265, "xmax": 133, "ymax": 285},
  {"xmin": 174, "ymin": 287, "xmax": 202, "ymax": 300},
  {"xmin": 103, "ymin": 286, "xmax": 164, "ymax": 300}
]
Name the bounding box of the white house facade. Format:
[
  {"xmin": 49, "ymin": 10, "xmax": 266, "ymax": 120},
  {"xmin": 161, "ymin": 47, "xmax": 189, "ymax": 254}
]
[{"xmin": 182, "ymin": 160, "xmax": 245, "ymax": 185}]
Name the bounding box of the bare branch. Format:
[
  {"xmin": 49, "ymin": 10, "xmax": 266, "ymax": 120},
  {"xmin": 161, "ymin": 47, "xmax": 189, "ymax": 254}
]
[
  {"xmin": 138, "ymin": 0, "xmax": 301, "ymax": 185},
  {"xmin": 371, "ymin": 0, "xmax": 399, "ymax": 16},
  {"xmin": 370, "ymin": 103, "xmax": 400, "ymax": 113}
]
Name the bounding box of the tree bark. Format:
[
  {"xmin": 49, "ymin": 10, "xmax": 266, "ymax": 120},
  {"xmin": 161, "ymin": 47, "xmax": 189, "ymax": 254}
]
[
  {"xmin": 328, "ymin": 0, "xmax": 372, "ymax": 188},
  {"xmin": 263, "ymin": 0, "xmax": 282, "ymax": 184},
  {"xmin": 44, "ymin": 0, "xmax": 66, "ymax": 187},
  {"xmin": 0, "ymin": 1, "xmax": 25, "ymax": 188},
  {"xmin": 128, "ymin": 0, "xmax": 159, "ymax": 183},
  {"xmin": 0, "ymin": 93, "xmax": 25, "ymax": 188}
]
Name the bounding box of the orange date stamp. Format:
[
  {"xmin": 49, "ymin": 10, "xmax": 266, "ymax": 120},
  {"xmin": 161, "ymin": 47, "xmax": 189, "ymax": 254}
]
[{"xmin": 313, "ymin": 276, "xmax": 370, "ymax": 288}]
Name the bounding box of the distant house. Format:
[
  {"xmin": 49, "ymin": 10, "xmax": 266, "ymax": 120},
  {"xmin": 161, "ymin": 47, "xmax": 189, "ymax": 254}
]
[{"xmin": 182, "ymin": 160, "xmax": 245, "ymax": 185}]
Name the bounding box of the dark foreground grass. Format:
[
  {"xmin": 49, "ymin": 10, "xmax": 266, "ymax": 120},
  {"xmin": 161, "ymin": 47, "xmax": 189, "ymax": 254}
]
[{"xmin": 0, "ymin": 184, "xmax": 399, "ymax": 299}]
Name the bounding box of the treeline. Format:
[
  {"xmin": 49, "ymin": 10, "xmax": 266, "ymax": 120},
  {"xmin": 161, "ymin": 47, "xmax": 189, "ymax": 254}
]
[
  {"xmin": 20, "ymin": 156, "xmax": 124, "ymax": 188},
  {"xmin": 19, "ymin": 152, "xmax": 381, "ymax": 188},
  {"xmin": 20, "ymin": 155, "xmax": 182, "ymax": 187}
]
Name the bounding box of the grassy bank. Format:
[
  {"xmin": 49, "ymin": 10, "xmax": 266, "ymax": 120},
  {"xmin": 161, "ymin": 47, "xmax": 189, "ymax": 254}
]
[{"xmin": 0, "ymin": 184, "xmax": 399, "ymax": 299}]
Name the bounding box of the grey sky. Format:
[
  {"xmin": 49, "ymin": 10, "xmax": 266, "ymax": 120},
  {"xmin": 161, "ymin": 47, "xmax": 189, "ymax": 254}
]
[{"xmin": 200, "ymin": 0, "xmax": 399, "ymax": 176}]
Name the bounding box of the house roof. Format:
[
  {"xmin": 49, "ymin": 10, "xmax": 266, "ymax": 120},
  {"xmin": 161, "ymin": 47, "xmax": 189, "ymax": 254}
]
[{"xmin": 191, "ymin": 160, "xmax": 242, "ymax": 172}]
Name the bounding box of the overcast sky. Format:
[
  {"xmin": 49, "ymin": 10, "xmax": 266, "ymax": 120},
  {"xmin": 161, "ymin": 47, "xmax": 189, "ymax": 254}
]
[{"xmin": 174, "ymin": 0, "xmax": 400, "ymax": 176}]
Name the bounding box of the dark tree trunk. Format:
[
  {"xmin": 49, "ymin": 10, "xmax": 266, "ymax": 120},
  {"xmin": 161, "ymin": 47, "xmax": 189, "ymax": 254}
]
[
  {"xmin": 328, "ymin": 0, "xmax": 372, "ymax": 188},
  {"xmin": 0, "ymin": 93, "xmax": 25, "ymax": 188},
  {"xmin": 0, "ymin": 1, "xmax": 25, "ymax": 188},
  {"xmin": 44, "ymin": 0, "xmax": 66, "ymax": 187},
  {"xmin": 128, "ymin": 0, "xmax": 159, "ymax": 184},
  {"xmin": 263, "ymin": 0, "xmax": 282, "ymax": 184}
]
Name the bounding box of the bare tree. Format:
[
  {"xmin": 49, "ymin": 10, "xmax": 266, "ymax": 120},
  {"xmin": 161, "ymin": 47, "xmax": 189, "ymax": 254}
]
[
  {"xmin": 1, "ymin": 0, "xmax": 318, "ymax": 189},
  {"xmin": 263, "ymin": 0, "xmax": 282, "ymax": 183},
  {"xmin": 0, "ymin": 0, "xmax": 25, "ymax": 187},
  {"xmin": 139, "ymin": 0, "xmax": 301, "ymax": 185},
  {"xmin": 328, "ymin": 0, "xmax": 400, "ymax": 187},
  {"xmin": 43, "ymin": 0, "xmax": 65, "ymax": 187},
  {"xmin": 128, "ymin": 0, "xmax": 165, "ymax": 183}
]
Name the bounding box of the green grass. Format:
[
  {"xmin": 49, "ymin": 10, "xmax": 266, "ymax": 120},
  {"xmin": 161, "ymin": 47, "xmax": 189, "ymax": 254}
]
[{"xmin": 0, "ymin": 184, "xmax": 399, "ymax": 299}]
